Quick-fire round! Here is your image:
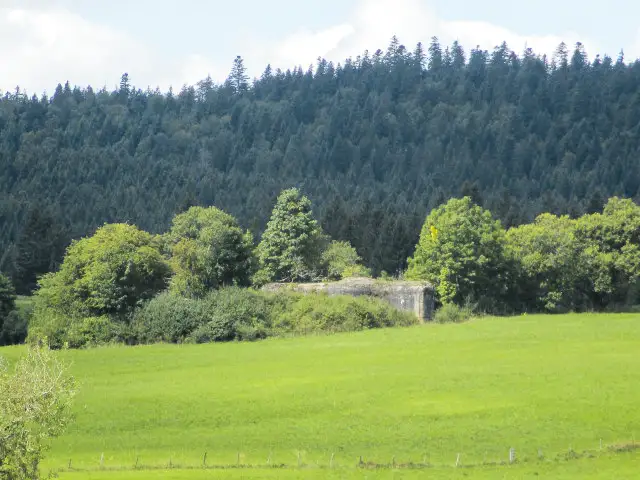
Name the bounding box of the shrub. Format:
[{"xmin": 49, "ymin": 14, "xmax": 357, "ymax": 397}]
[
  {"xmin": 26, "ymin": 309, "xmax": 69, "ymax": 349},
  {"xmin": 434, "ymin": 303, "xmax": 475, "ymax": 324},
  {"xmin": 28, "ymin": 311, "xmax": 130, "ymax": 349},
  {"xmin": 132, "ymin": 292, "xmax": 209, "ymax": 344},
  {"xmin": 65, "ymin": 316, "xmax": 130, "ymax": 349},
  {"xmin": 31, "ymin": 288, "xmax": 421, "ymax": 348},
  {"xmin": 0, "ymin": 347, "xmax": 76, "ymax": 479},
  {"xmin": 190, "ymin": 288, "xmax": 274, "ymax": 343},
  {"xmin": 273, "ymin": 294, "xmax": 418, "ymax": 335},
  {"xmin": 133, "ymin": 288, "xmax": 278, "ymax": 345}
]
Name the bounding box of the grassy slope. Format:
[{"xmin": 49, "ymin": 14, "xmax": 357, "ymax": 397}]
[{"xmin": 2, "ymin": 313, "xmax": 640, "ymax": 478}]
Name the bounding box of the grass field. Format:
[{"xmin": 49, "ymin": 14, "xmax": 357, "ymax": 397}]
[{"xmin": 1, "ymin": 313, "xmax": 639, "ymax": 478}]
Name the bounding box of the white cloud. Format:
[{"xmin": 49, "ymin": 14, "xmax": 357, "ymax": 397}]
[
  {"xmin": 265, "ymin": 0, "xmax": 599, "ymax": 72},
  {"xmin": 0, "ymin": 8, "xmax": 144, "ymax": 94},
  {"xmin": 275, "ymin": 25, "xmax": 356, "ymax": 68},
  {"xmin": 0, "ymin": 7, "xmax": 226, "ymax": 95},
  {"xmin": 0, "ymin": 1, "xmax": 610, "ymax": 95}
]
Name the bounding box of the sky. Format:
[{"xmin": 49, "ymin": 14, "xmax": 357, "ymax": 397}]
[{"xmin": 2, "ymin": 0, "xmax": 640, "ymax": 95}]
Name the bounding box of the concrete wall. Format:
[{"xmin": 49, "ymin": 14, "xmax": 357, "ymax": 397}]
[{"xmin": 263, "ymin": 277, "xmax": 435, "ymax": 322}]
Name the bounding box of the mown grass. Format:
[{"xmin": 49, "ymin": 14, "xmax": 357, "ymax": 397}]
[{"xmin": 1, "ymin": 313, "xmax": 639, "ymax": 478}]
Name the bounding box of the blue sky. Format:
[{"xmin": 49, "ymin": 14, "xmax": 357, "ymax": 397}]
[{"xmin": 2, "ymin": 0, "xmax": 639, "ymax": 94}]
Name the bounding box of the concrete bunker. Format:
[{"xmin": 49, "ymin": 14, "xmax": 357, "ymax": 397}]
[{"xmin": 263, "ymin": 277, "xmax": 435, "ymax": 322}]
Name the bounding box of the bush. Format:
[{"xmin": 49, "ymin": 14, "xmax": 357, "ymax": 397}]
[
  {"xmin": 31, "ymin": 287, "xmax": 421, "ymax": 348},
  {"xmin": 190, "ymin": 288, "xmax": 275, "ymax": 343},
  {"xmin": 26, "ymin": 309, "xmax": 69, "ymax": 349},
  {"xmin": 434, "ymin": 303, "xmax": 475, "ymax": 324},
  {"xmin": 273, "ymin": 294, "xmax": 418, "ymax": 335},
  {"xmin": 0, "ymin": 347, "xmax": 76, "ymax": 479},
  {"xmin": 28, "ymin": 310, "xmax": 130, "ymax": 349},
  {"xmin": 133, "ymin": 288, "xmax": 278, "ymax": 344},
  {"xmin": 65, "ymin": 316, "xmax": 131, "ymax": 349},
  {"xmin": 132, "ymin": 292, "xmax": 209, "ymax": 344}
]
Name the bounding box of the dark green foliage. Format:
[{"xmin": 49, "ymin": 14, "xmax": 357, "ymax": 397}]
[
  {"xmin": 0, "ymin": 310, "xmax": 28, "ymax": 345},
  {"xmin": 0, "ymin": 274, "xmax": 15, "ymax": 320},
  {"xmin": 190, "ymin": 288, "xmax": 275, "ymax": 343},
  {"xmin": 0, "ymin": 205, "xmax": 69, "ymax": 295},
  {"xmin": 133, "ymin": 288, "xmax": 282, "ymax": 345},
  {"xmin": 132, "ymin": 292, "xmax": 210, "ymax": 344},
  {"xmin": 0, "ymin": 274, "xmax": 18, "ymax": 345},
  {"xmin": 3, "ymin": 38, "xmax": 640, "ymax": 284}
]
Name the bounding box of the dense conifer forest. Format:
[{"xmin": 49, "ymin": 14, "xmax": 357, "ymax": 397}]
[{"xmin": 2, "ymin": 37, "xmax": 640, "ymax": 293}]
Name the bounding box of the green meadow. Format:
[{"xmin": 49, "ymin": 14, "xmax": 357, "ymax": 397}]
[{"xmin": 2, "ymin": 313, "xmax": 639, "ymax": 478}]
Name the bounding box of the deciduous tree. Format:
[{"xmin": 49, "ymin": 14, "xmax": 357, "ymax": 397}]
[
  {"xmin": 166, "ymin": 206, "xmax": 255, "ymax": 297},
  {"xmin": 406, "ymin": 197, "xmax": 509, "ymax": 309},
  {"xmin": 0, "ymin": 346, "xmax": 76, "ymax": 480}
]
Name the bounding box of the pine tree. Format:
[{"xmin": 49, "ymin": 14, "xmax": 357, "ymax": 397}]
[
  {"xmin": 229, "ymin": 56, "xmax": 249, "ymax": 94},
  {"xmin": 428, "ymin": 37, "xmax": 443, "ymax": 72},
  {"xmin": 119, "ymin": 73, "xmax": 131, "ymax": 96}
]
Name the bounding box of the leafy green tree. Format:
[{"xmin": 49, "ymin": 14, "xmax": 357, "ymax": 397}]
[
  {"xmin": 574, "ymin": 197, "xmax": 640, "ymax": 307},
  {"xmin": 506, "ymin": 213, "xmax": 588, "ymax": 312},
  {"xmin": 165, "ymin": 206, "xmax": 255, "ymax": 298},
  {"xmin": 32, "ymin": 223, "xmax": 171, "ymax": 320},
  {"xmin": 3, "ymin": 38, "xmax": 640, "ymax": 281},
  {"xmin": 0, "ymin": 346, "xmax": 76, "ymax": 480},
  {"xmin": 406, "ymin": 197, "xmax": 509, "ymax": 309},
  {"xmin": 321, "ymin": 240, "xmax": 371, "ymax": 280},
  {"xmin": 255, "ymin": 188, "xmax": 328, "ymax": 284}
]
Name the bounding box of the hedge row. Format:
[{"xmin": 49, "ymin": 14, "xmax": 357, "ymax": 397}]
[{"xmin": 30, "ymin": 288, "xmax": 418, "ymax": 348}]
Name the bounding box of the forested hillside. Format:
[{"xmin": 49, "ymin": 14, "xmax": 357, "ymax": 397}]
[{"xmin": 2, "ymin": 37, "xmax": 640, "ymax": 292}]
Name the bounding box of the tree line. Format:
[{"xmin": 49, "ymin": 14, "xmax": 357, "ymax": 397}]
[
  {"xmin": 1, "ymin": 189, "xmax": 638, "ymax": 348},
  {"xmin": 407, "ymin": 196, "xmax": 640, "ymax": 313},
  {"xmin": 2, "ymin": 37, "xmax": 640, "ymax": 294}
]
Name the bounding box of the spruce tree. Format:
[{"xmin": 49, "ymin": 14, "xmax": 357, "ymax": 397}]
[{"xmin": 255, "ymin": 188, "xmax": 327, "ymax": 284}]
